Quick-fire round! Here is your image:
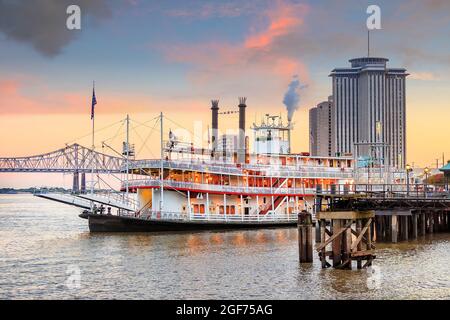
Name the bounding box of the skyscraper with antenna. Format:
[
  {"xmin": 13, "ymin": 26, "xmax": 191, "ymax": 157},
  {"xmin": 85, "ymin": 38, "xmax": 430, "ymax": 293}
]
[{"xmin": 329, "ymin": 56, "xmax": 409, "ymax": 168}]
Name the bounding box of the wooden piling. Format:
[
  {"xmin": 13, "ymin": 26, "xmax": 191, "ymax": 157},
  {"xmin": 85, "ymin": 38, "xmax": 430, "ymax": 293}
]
[
  {"xmin": 365, "ymin": 218, "xmax": 372, "ymax": 262},
  {"xmin": 379, "ymin": 216, "xmax": 385, "ymax": 242},
  {"xmin": 447, "ymin": 212, "xmax": 450, "ymax": 231},
  {"xmin": 342, "ymin": 219, "xmax": 353, "ymax": 269},
  {"xmin": 391, "ymin": 215, "xmax": 398, "ymax": 243},
  {"xmin": 319, "ymin": 220, "xmax": 328, "ymax": 268},
  {"xmin": 411, "ymin": 213, "xmax": 418, "ymax": 240},
  {"xmin": 420, "ymin": 212, "xmax": 426, "ymax": 236},
  {"xmin": 446, "ymin": 212, "xmax": 450, "ymax": 231},
  {"xmin": 315, "ymin": 211, "xmax": 375, "ymax": 270},
  {"xmin": 315, "ymin": 221, "xmax": 321, "ymax": 244},
  {"xmin": 298, "ymin": 212, "xmax": 313, "ymax": 263},
  {"xmin": 331, "ymin": 219, "xmax": 343, "ymax": 267},
  {"xmin": 433, "ymin": 213, "xmax": 439, "ymax": 233},
  {"xmin": 356, "ymin": 219, "xmax": 362, "ymax": 269},
  {"xmin": 385, "ymin": 215, "xmax": 392, "ymax": 241},
  {"xmin": 400, "ymin": 215, "xmax": 409, "ymax": 241},
  {"xmin": 427, "ymin": 212, "xmax": 434, "ymax": 234}
]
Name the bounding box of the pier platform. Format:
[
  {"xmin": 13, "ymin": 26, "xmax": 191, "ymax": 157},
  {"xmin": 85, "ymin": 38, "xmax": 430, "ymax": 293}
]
[{"xmin": 316, "ymin": 193, "xmax": 450, "ymax": 243}]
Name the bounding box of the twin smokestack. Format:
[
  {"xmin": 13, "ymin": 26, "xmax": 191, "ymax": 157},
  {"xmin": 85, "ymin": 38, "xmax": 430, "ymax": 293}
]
[
  {"xmin": 211, "ymin": 99, "xmax": 219, "ymax": 155},
  {"xmin": 238, "ymin": 97, "xmax": 247, "ymax": 164},
  {"xmin": 210, "ymin": 98, "xmax": 247, "ymax": 163}
]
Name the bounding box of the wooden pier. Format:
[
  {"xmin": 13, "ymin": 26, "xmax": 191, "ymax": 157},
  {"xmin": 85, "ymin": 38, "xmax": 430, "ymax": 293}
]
[
  {"xmin": 298, "ymin": 192, "xmax": 450, "ymax": 268},
  {"xmin": 324, "ymin": 195, "xmax": 450, "ymax": 243},
  {"xmin": 314, "ymin": 211, "xmax": 375, "ymax": 269}
]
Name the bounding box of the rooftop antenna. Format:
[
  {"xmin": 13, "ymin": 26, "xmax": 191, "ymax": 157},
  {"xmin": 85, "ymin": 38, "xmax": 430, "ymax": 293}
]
[
  {"xmin": 367, "ymin": 30, "xmax": 370, "ymax": 57},
  {"xmin": 90, "ymin": 80, "xmax": 96, "ymax": 198}
]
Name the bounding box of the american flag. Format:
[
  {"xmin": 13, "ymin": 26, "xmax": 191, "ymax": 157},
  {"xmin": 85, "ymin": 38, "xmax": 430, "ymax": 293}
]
[{"xmin": 91, "ymin": 87, "xmax": 97, "ymax": 120}]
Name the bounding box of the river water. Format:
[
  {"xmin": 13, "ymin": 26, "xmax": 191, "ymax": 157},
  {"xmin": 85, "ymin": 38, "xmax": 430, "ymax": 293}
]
[{"xmin": 0, "ymin": 194, "xmax": 449, "ymax": 300}]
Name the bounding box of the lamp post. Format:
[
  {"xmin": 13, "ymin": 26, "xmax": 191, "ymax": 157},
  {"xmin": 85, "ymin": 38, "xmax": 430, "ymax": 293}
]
[
  {"xmin": 424, "ymin": 167, "xmax": 430, "ymax": 197},
  {"xmin": 406, "ymin": 164, "xmax": 412, "ymax": 197}
]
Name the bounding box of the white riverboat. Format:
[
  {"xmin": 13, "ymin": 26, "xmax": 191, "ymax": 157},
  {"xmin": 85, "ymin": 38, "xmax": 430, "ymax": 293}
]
[{"xmin": 85, "ymin": 99, "xmax": 355, "ymax": 232}]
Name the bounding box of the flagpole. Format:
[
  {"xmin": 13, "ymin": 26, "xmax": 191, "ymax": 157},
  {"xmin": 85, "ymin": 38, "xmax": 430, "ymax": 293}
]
[
  {"xmin": 91, "ymin": 81, "xmax": 95, "ymax": 196},
  {"xmin": 160, "ymin": 112, "xmax": 164, "ymax": 212}
]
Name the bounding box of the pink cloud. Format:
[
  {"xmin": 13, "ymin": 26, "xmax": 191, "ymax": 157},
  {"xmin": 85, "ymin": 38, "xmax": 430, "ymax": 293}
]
[
  {"xmin": 0, "ymin": 76, "xmax": 213, "ymax": 115},
  {"xmin": 0, "ymin": 77, "xmax": 136, "ymax": 114},
  {"xmin": 160, "ymin": 0, "xmax": 310, "ymax": 89},
  {"xmin": 0, "ymin": 80, "xmax": 19, "ymax": 95},
  {"xmin": 245, "ymin": 2, "xmax": 306, "ymax": 49}
]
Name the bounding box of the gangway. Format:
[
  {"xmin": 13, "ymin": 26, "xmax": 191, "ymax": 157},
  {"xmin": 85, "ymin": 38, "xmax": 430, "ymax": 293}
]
[
  {"xmin": 76, "ymin": 194, "xmax": 135, "ymax": 212},
  {"xmin": 35, "ymin": 193, "xmax": 91, "ymax": 210}
]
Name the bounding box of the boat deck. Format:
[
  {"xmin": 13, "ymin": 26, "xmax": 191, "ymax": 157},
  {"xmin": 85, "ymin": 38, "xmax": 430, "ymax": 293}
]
[{"xmin": 86, "ymin": 212, "xmax": 297, "ymax": 232}]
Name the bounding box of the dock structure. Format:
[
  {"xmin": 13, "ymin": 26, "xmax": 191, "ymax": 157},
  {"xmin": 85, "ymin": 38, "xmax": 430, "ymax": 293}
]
[
  {"xmin": 299, "ymin": 188, "xmax": 450, "ymax": 268},
  {"xmin": 316, "ymin": 193, "xmax": 450, "ymax": 244},
  {"xmin": 313, "ymin": 211, "xmax": 376, "ymax": 269}
]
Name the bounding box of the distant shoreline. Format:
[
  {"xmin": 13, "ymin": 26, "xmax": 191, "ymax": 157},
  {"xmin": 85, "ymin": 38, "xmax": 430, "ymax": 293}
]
[{"xmin": 0, "ymin": 188, "xmax": 70, "ymax": 194}]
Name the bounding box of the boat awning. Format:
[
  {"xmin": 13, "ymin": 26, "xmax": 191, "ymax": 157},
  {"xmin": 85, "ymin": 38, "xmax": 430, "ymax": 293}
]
[
  {"xmin": 439, "ymin": 161, "xmax": 450, "ymax": 173},
  {"xmin": 35, "ymin": 193, "xmax": 91, "ymax": 210}
]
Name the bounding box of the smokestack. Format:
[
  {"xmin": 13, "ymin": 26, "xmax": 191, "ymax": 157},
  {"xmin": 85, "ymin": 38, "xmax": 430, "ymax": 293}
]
[
  {"xmin": 288, "ymin": 120, "xmax": 292, "ymax": 154},
  {"xmin": 238, "ymin": 97, "xmax": 247, "ymax": 163},
  {"xmin": 211, "ymin": 99, "xmax": 219, "ymax": 157}
]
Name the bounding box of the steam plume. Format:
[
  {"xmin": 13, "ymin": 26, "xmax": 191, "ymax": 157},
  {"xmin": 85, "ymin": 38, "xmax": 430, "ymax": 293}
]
[{"xmin": 283, "ymin": 75, "xmax": 305, "ymax": 121}]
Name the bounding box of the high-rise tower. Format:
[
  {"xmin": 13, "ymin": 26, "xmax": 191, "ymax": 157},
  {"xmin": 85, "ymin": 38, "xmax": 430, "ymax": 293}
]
[
  {"xmin": 329, "ymin": 57, "xmax": 408, "ymax": 168},
  {"xmin": 309, "ymin": 96, "xmax": 333, "ymax": 157}
]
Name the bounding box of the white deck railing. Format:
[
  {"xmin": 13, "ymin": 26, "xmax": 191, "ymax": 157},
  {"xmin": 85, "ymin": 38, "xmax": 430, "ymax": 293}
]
[
  {"xmin": 125, "ymin": 179, "xmax": 322, "ymax": 195},
  {"xmin": 127, "ymin": 159, "xmax": 353, "ymax": 179},
  {"xmin": 123, "ymin": 209, "xmax": 296, "ymax": 223}
]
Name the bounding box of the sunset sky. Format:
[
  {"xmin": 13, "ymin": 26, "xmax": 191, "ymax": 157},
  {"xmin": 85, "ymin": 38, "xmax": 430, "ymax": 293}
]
[{"xmin": 0, "ymin": 0, "xmax": 449, "ymax": 187}]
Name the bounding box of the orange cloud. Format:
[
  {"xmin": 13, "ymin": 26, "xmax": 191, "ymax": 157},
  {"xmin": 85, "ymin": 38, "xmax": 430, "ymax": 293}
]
[
  {"xmin": 0, "ymin": 79, "xmax": 93, "ymax": 114},
  {"xmin": 245, "ymin": 2, "xmax": 306, "ymax": 49},
  {"xmin": 0, "ymin": 80, "xmax": 19, "ymax": 95},
  {"xmin": 273, "ymin": 58, "xmax": 307, "ymax": 78},
  {"xmin": 0, "ymin": 76, "xmax": 215, "ymax": 115},
  {"xmin": 161, "ymin": 0, "xmax": 310, "ymax": 87}
]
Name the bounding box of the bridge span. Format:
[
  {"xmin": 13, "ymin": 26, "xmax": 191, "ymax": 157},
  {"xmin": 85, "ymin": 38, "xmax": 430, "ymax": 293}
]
[{"xmin": 0, "ymin": 143, "xmax": 128, "ymax": 192}]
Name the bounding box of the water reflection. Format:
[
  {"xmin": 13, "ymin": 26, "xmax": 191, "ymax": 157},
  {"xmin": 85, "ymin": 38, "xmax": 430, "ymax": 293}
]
[
  {"xmin": 1, "ymin": 195, "xmax": 450, "ymax": 300},
  {"xmin": 209, "ymin": 234, "xmax": 224, "ymax": 245}
]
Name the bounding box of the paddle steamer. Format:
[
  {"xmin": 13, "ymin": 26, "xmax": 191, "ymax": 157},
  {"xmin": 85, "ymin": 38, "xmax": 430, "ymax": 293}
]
[{"xmin": 85, "ymin": 98, "xmax": 354, "ymax": 232}]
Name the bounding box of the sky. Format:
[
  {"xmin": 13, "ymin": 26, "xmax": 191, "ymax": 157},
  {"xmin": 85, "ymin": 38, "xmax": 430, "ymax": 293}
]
[{"xmin": 0, "ymin": 0, "xmax": 449, "ymax": 188}]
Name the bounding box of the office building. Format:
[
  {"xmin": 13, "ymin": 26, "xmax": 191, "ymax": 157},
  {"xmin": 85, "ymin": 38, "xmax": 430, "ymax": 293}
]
[
  {"xmin": 309, "ymin": 96, "xmax": 333, "ymax": 157},
  {"xmin": 329, "ymin": 57, "xmax": 408, "ymax": 168}
]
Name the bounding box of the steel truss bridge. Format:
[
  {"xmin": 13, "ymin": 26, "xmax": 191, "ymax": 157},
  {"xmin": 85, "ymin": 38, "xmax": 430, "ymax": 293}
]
[{"xmin": 0, "ymin": 143, "xmax": 127, "ymax": 192}]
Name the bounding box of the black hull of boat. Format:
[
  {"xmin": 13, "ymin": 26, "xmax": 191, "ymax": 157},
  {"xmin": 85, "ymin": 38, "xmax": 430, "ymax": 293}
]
[{"xmin": 87, "ymin": 214, "xmax": 297, "ymax": 232}]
